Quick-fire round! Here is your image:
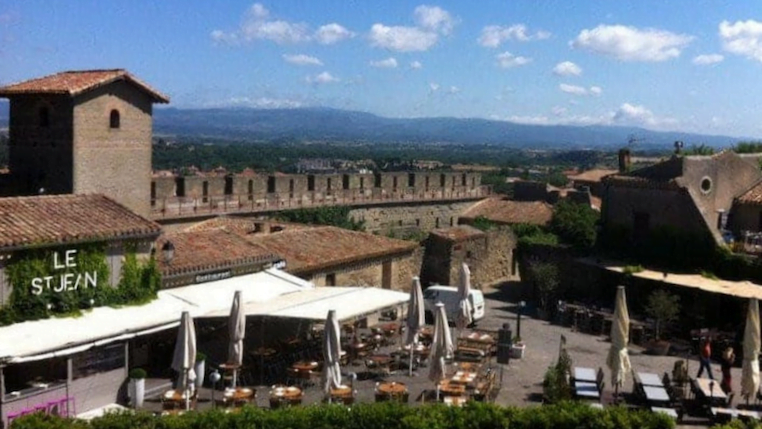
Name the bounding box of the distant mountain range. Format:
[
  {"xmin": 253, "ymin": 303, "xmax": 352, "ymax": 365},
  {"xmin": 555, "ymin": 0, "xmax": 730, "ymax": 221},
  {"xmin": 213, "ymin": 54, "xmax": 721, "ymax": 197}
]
[{"xmin": 0, "ymin": 101, "xmax": 748, "ymax": 148}]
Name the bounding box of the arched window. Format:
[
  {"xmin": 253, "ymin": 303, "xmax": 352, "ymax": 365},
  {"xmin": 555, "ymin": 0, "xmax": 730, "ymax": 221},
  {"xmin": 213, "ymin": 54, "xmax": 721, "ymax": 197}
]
[
  {"xmin": 39, "ymin": 107, "xmax": 50, "ymax": 128},
  {"xmin": 109, "ymin": 109, "xmax": 120, "ymax": 129}
]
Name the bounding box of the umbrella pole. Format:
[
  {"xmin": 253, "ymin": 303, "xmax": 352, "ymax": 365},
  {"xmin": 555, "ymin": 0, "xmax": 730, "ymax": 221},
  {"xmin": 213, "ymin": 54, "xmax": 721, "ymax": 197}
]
[
  {"xmin": 184, "ymin": 369, "xmax": 190, "ymax": 410},
  {"xmin": 232, "ymin": 369, "xmax": 238, "ymax": 389},
  {"xmin": 409, "ymin": 342, "xmax": 415, "ymax": 376}
]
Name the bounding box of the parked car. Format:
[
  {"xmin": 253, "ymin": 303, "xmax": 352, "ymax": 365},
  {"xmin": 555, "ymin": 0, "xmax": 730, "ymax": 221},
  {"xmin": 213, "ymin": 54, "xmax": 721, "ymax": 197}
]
[{"xmin": 422, "ymin": 285, "xmax": 485, "ymax": 326}]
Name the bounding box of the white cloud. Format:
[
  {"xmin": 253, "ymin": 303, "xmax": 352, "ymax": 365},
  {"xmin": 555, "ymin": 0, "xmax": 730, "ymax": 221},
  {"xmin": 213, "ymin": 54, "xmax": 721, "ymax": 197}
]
[
  {"xmin": 368, "ymin": 5, "xmax": 455, "ymax": 52},
  {"xmin": 410, "ymin": 60, "xmax": 423, "ymax": 69},
  {"xmin": 612, "ymin": 102, "xmax": 676, "ymax": 127},
  {"xmin": 369, "ymin": 23, "xmax": 438, "ymax": 52},
  {"xmin": 218, "ymin": 96, "xmax": 306, "ymax": 108},
  {"xmin": 447, "ymin": 86, "xmax": 460, "ymax": 94},
  {"xmin": 571, "ymin": 24, "xmax": 693, "ymax": 61},
  {"xmin": 282, "ymin": 54, "xmax": 323, "ymax": 66},
  {"xmin": 315, "ymin": 23, "xmax": 355, "ymax": 44},
  {"xmin": 306, "ymin": 71, "xmax": 339, "ymax": 85},
  {"xmin": 553, "ymin": 61, "xmax": 582, "ymax": 76},
  {"xmin": 478, "ymin": 24, "xmax": 550, "ymax": 47},
  {"xmin": 719, "ymin": 20, "xmax": 762, "ymax": 62},
  {"xmin": 692, "ymin": 53, "xmax": 724, "ymax": 65},
  {"xmin": 552, "ymin": 106, "xmax": 567, "ymax": 116},
  {"xmin": 559, "ymin": 83, "xmax": 588, "ymax": 95},
  {"xmin": 429, "ymin": 82, "xmax": 440, "ymax": 92},
  {"xmin": 211, "ymin": 3, "xmax": 353, "ymax": 45},
  {"xmin": 370, "ymin": 57, "xmax": 398, "ymax": 68},
  {"xmin": 495, "ymin": 52, "xmax": 532, "ymax": 68},
  {"xmin": 414, "ymin": 5, "xmax": 457, "ymax": 35},
  {"xmin": 558, "ymin": 84, "xmax": 602, "ymax": 96}
]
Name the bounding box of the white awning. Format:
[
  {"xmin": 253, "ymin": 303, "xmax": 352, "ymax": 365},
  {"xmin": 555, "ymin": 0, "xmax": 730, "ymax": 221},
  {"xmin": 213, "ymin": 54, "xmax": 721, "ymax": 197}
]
[
  {"xmin": 240, "ymin": 286, "xmax": 409, "ymax": 322},
  {"xmin": 0, "ymin": 269, "xmax": 311, "ymax": 363}
]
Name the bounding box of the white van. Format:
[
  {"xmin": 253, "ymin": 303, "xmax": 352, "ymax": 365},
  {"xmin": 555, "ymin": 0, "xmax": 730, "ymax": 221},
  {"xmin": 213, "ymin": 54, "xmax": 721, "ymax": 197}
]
[{"xmin": 422, "ymin": 285, "xmax": 485, "ymax": 326}]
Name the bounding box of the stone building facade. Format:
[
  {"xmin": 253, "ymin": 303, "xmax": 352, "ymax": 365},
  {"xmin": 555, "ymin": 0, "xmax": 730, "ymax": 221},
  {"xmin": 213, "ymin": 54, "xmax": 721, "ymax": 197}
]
[
  {"xmin": 0, "ymin": 70, "xmax": 169, "ymax": 218},
  {"xmin": 421, "ymin": 225, "xmax": 516, "ymax": 288}
]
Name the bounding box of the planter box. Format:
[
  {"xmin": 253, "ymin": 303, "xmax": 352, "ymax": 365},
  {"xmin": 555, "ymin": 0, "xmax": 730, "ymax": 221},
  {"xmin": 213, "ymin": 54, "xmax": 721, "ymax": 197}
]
[
  {"xmin": 129, "ymin": 378, "xmax": 145, "ymax": 408},
  {"xmin": 510, "ymin": 344, "xmax": 526, "ymax": 359}
]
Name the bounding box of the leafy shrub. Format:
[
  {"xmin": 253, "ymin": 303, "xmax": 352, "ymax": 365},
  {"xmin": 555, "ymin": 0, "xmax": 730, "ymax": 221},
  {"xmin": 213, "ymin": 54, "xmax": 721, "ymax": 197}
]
[
  {"xmin": 128, "ymin": 368, "xmax": 147, "ymax": 379},
  {"xmin": 542, "ymin": 348, "xmax": 573, "ymax": 403},
  {"xmin": 550, "ymin": 200, "xmax": 599, "ymax": 251},
  {"xmin": 195, "ymin": 352, "xmax": 206, "ymax": 362},
  {"xmin": 622, "ymin": 265, "xmax": 644, "ymax": 275},
  {"xmin": 276, "ymin": 206, "xmax": 365, "ymax": 231}
]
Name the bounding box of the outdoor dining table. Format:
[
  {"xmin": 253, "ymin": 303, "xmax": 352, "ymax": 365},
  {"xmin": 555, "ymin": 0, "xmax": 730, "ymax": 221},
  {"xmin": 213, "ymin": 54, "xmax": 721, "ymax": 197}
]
[
  {"xmin": 574, "ymin": 367, "xmax": 596, "ymax": 383},
  {"xmin": 651, "ymin": 407, "xmax": 679, "ymax": 420},
  {"xmin": 269, "ymin": 385, "xmax": 303, "ymax": 407},
  {"xmin": 329, "ymin": 385, "xmax": 354, "ymax": 405},
  {"xmin": 465, "ymin": 332, "xmax": 495, "ymax": 344},
  {"xmin": 348, "ymin": 342, "xmax": 370, "ymax": 360},
  {"xmin": 223, "ymin": 387, "xmax": 255, "ymax": 406},
  {"xmin": 438, "ymin": 380, "xmax": 466, "ymax": 397},
  {"xmin": 443, "ymin": 396, "xmax": 469, "ymax": 407},
  {"xmin": 367, "ymin": 354, "xmax": 394, "ymax": 367},
  {"xmin": 450, "ymin": 371, "xmax": 478, "ymax": 385},
  {"xmin": 637, "ymin": 372, "xmax": 664, "ymax": 387},
  {"xmin": 292, "ymin": 360, "xmax": 319, "ymax": 372},
  {"xmin": 695, "ymin": 378, "xmax": 727, "ymax": 402},
  {"xmin": 252, "ymin": 347, "xmax": 277, "ymax": 357},
  {"xmin": 711, "ymin": 407, "xmax": 760, "ymax": 421},
  {"xmin": 401, "ymin": 343, "xmax": 431, "ymax": 358},
  {"xmin": 456, "ymin": 362, "xmax": 481, "ymax": 372},
  {"xmin": 376, "ymin": 381, "xmax": 408, "ymax": 401},
  {"xmin": 642, "ymin": 385, "xmax": 671, "ymax": 405},
  {"xmin": 163, "ymin": 389, "xmax": 188, "ymax": 403}
]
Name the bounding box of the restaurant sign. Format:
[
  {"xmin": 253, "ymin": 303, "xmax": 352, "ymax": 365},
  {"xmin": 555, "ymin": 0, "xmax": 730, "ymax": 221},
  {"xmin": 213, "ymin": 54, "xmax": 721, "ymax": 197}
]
[{"xmin": 30, "ymin": 249, "xmax": 99, "ymax": 295}]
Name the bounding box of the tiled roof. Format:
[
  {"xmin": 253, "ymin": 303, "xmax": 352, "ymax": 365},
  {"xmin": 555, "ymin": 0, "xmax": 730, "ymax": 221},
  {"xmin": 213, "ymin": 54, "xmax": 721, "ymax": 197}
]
[
  {"xmin": 247, "ymin": 226, "xmax": 419, "ymax": 274},
  {"xmin": 461, "ymin": 198, "xmax": 553, "ymax": 226},
  {"xmin": 0, "ymin": 194, "xmax": 162, "ymax": 250},
  {"xmin": 430, "ymin": 225, "xmax": 485, "ymax": 242},
  {"xmin": 603, "ymin": 175, "xmax": 682, "ymax": 190},
  {"xmin": 0, "ymin": 69, "xmax": 169, "ymax": 103},
  {"xmin": 567, "ymin": 169, "xmax": 618, "ymax": 183},
  {"xmin": 183, "ymin": 216, "xmax": 308, "ymax": 236},
  {"xmin": 157, "ymin": 229, "xmax": 278, "ymax": 277},
  {"xmin": 735, "ymin": 180, "xmax": 762, "ymax": 205}
]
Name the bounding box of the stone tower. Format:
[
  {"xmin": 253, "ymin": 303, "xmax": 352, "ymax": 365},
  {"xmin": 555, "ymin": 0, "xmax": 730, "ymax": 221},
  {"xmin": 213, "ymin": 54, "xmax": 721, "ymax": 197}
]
[{"xmin": 0, "ymin": 69, "xmax": 169, "ymax": 217}]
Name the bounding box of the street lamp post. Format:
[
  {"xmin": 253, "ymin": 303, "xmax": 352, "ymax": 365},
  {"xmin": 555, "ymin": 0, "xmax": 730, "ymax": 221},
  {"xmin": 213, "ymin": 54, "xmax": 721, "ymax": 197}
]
[
  {"xmin": 516, "ymin": 301, "xmax": 526, "ymax": 340},
  {"xmin": 209, "ymin": 370, "xmax": 221, "ymax": 408}
]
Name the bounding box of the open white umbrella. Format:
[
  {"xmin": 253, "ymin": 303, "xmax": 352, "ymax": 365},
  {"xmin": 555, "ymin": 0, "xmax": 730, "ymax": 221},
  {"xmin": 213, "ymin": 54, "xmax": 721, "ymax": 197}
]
[
  {"xmin": 606, "ymin": 286, "xmax": 631, "ymax": 403},
  {"xmin": 171, "ymin": 311, "xmax": 197, "ymax": 410},
  {"xmin": 228, "ymin": 290, "xmax": 245, "ymax": 388},
  {"xmin": 455, "ymin": 263, "xmax": 473, "ymax": 337},
  {"xmin": 322, "ymin": 309, "xmax": 343, "ymax": 401},
  {"xmin": 742, "ymin": 298, "xmax": 760, "ymax": 402},
  {"xmin": 405, "ymin": 277, "xmax": 425, "ymax": 376},
  {"xmin": 429, "ymin": 302, "xmax": 454, "ymax": 384}
]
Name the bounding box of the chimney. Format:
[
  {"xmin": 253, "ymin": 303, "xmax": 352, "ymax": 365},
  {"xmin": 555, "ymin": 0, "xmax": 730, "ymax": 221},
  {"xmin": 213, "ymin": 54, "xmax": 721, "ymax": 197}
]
[{"xmin": 618, "ymin": 148, "xmax": 631, "ymax": 173}]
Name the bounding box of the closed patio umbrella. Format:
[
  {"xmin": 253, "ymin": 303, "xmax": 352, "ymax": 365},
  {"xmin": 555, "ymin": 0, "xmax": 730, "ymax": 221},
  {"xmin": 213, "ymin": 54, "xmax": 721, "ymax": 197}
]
[
  {"xmin": 742, "ymin": 299, "xmax": 760, "ymax": 402},
  {"xmin": 429, "ymin": 302, "xmax": 454, "ymax": 384},
  {"xmin": 405, "ymin": 277, "xmax": 425, "ymax": 376},
  {"xmin": 171, "ymin": 311, "xmax": 197, "ymax": 410},
  {"xmin": 455, "ymin": 263, "xmax": 473, "ymax": 337},
  {"xmin": 228, "ymin": 290, "xmax": 245, "ymax": 388},
  {"xmin": 322, "ymin": 309, "xmax": 343, "ymax": 400},
  {"xmin": 606, "ymin": 285, "xmax": 631, "ymax": 403}
]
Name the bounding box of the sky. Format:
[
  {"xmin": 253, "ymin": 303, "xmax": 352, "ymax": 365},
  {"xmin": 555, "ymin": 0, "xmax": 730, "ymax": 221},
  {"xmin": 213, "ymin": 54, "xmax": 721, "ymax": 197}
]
[{"xmin": 1, "ymin": 1, "xmax": 762, "ymax": 138}]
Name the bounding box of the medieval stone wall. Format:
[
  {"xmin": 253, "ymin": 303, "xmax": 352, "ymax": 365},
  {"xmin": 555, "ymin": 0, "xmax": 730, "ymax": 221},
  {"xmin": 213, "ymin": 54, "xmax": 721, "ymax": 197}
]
[
  {"xmin": 306, "ymin": 249, "xmax": 422, "ymax": 291},
  {"xmin": 349, "ymin": 201, "xmax": 477, "ymax": 234}
]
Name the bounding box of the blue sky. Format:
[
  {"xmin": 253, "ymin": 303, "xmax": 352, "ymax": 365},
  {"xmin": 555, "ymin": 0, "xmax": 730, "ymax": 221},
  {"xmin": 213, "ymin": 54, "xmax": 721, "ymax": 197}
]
[{"xmin": 1, "ymin": 1, "xmax": 762, "ymax": 138}]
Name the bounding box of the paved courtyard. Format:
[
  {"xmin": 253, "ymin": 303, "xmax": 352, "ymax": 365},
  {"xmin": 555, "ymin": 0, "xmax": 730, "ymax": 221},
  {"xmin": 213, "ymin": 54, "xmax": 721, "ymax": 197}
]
[{"xmin": 142, "ymin": 280, "xmax": 742, "ymax": 428}]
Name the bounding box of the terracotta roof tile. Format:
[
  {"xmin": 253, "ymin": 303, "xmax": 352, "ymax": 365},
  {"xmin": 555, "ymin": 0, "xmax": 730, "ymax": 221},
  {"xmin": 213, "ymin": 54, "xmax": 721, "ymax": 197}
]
[
  {"xmin": 735, "ymin": 180, "xmax": 762, "ymax": 205},
  {"xmin": 461, "ymin": 198, "xmax": 553, "ymax": 226},
  {"xmin": 0, "ymin": 194, "xmax": 161, "ymax": 250},
  {"xmin": 184, "ymin": 217, "xmax": 308, "ymax": 236},
  {"xmin": 246, "ymin": 226, "xmax": 418, "ymax": 274},
  {"xmin": 0, "ymin": 69, "xmax": 169, "ymax": 103},
  {"xmin": 567, "ymin": 169, "xmax": 618, "ymax": 183},
  {"xmin": 430, "ymin": 225, "xmax": 485, "ymax": 242},
  {"xmin": 157, "ymin": 229, "xmax": 278, "ymax": 277}
]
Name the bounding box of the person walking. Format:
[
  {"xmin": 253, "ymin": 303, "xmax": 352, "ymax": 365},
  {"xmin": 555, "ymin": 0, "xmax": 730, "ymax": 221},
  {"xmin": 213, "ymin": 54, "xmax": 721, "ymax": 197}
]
[
  {"xmin": 720, "ymin": 347, "xmax": 735, "ymax": 394},
  {"xmin": 697, "ymin": 337, "xmax": 714, "ymax": 380}
]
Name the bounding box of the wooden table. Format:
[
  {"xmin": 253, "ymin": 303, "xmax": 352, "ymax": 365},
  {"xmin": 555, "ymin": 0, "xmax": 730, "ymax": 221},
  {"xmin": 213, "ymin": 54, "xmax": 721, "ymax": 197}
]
[
  {"xmin": 163, "ymin": 389, "xmax": 188, "ymax": 403},
  {"xmin": 348, "ymin": 342, "xmax": 369, "ymax": 360},
  {"xmin": 438, "ymin": 380, "xmax": 466, "ymax": 397},
  {"xmin": 367, "ymin": 354, "xmax": 394, "ymax": 366},
  {"xmin": 376, "ymin": 381, "xmax": 408, "ymax": 401},
  {"xmin": 637, "ymin": 372, "xmax": 663, "ymax": 387},
  {"xmin": 443, "ymin": 396, "xmax": 469, "ymax": 407},
  {"xmin": 465, "ymin": 332, "xmax": 495, "ymax": 344},
  {"xmin": 252, "ymin": 347, "xmax": 276, "ymax": 357},
  {"xmin": 451, "ymin": 371, "xmax": 478, "ymax": 385},
  {"xmin": 292, "ymin": 361, "xmax": 319, "ymax": 372},
  {"xmin": 695, "ymin": 378, "xmax": 727, "ymax": 401},
  {"xmin": 223, "ymin": 387, "xmax": 255, "ymax": 405},
  {"xmin": 456, "ymin": 362, "xmax": 481, "ymax": 372},
  {"xmin": 330, "ymin": 385, "xmax": 354, "ymax": 404},
  {"xmin": 574, "ymin": 367, "xmax": 596, "ymax": 383},
  {"xmin": 269, "ymin": 385, "xmax": 303, "ymax": 407}
]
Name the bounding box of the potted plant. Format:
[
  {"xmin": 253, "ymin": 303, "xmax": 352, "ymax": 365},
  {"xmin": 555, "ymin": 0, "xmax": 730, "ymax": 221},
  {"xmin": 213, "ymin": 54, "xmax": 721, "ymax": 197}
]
[
  {"xmin": 194, "ymin": 352, "xmax": 206, "ymax": 390},
  {"xmin": 511, "ymin": 336, "xmax": 526, "ymax": 359},
  {"xmin": 528, "ymin": 262, "xmax": 559, "ymax": 321},
  {"xmin": 644, "ymin": 290, "xmax": 680, "ymax": 355},
  {"xmin": 128, "ymin": 368, "xmax": 147, "ymax": 408}
]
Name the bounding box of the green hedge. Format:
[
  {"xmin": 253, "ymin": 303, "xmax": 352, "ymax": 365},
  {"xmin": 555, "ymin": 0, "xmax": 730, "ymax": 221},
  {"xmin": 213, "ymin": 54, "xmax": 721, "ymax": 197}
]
[{"xmin": 9, "ymin": 401, "xmax": 675, "ymax": 429}]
